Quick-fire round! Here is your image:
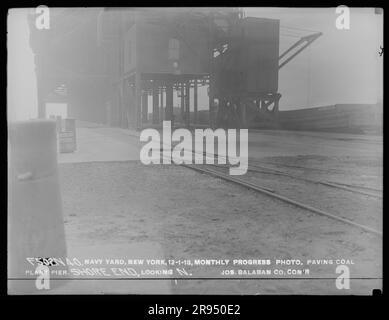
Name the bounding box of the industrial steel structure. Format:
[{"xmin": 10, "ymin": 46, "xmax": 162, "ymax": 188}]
[{"xmin": 28, "ymin": 7, "xmax": 322, "ymax": 129}]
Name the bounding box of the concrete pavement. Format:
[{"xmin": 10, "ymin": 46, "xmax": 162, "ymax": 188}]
[{"xmin": 58, "ymin": 123, "xmax": 383, "ymax": 164}]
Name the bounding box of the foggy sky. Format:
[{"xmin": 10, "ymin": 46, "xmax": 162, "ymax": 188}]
[{"xmin": 247, "ymin": 7, "xmax": 383, "ymax": 108}]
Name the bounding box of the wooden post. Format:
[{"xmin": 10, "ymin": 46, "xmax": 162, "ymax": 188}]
[
  {"xmin": 124, "ymin": 80, "xmax": 131, "ymax": 128},
  {"xmin": 134, "ymin": 12, "xmax": 142, "ymax": 130},
  {"xmin": 194, "ymin": 79, "xmax": 198, "ymax": 125},
  {"xmin": 240, "ymin": 100, "xmax": 247, "ymax": 129},
  {"xmin": 185, "ymin": 80, "xmax": 190, "ymax": 127},
  {"xmin": 142, "ymin": 91, "xmax": 148, "ymax": 124},
  {"xmin": 152, "ymin": 81, "xmax": 159, "ymax": 124},
  {"xmin": 132, "ymin": 74, "xmax": 141, "ymax": 130},
  {"xmin": 208, "ymin": 86, "xmax": 214, "ymax": 128},
  {"xmin": 208, "ymin": 15, "xmax": 214, "ymax": 129},
  {"xmin": 166, "ymin": 81, "xmax": 174, "ymax": 125},
  {"xmin": 160, "ymin": 88, "xmax": 164, "ymax": 122},
  {"xmin": 180, "ymin": 82, "xmax": 185, "ymax": 123}
]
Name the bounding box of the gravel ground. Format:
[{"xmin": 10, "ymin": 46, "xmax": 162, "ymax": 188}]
[{"xmin": 59, "ymin": 160, "xmax": 382, "ymax": 295}]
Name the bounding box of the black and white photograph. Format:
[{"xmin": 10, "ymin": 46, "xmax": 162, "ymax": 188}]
[{"xmin": 7, "ymin": 6, "xmax": 383, "ymax": 296}]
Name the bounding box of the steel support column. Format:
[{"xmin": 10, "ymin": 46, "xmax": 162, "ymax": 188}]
[
  {"xmin": 180, "ymin": 83, "xmax": 185, "ymax": 123},
  {"xmin": 193, "ymin": 79, "xmax": 198, "ymax": 125},
  {"xmin": 152, "ymin": 81, "xmax": 159, "ymax": 124},
  {"xmin": 142, "ymin": 91, "xmax": 148, "ymax": 124},
  {"xmin": 165, "ymin": 81, "xmax": 174, "ymax": 124},
  {"xmin": 240, "ymin": 100, "xmax": 247, "ymax": 128},
  {"xmin": 160, "ymin": 88, "xmax": 164, "ymax": 123},
  {"xmin": 185, "ymin": 81, "xmax": 190, "ymax": 127},
  {"xmin": 136, "ymin": 75, "xmax": 142, "ymax": 130}
]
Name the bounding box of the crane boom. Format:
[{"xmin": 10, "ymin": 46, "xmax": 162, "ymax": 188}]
[{"xmin": 279, "ymin": 32, "xmax": 322, "ymax": 69}]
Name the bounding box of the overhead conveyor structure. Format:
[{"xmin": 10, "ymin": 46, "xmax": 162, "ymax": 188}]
[{"xmin": 28, "ymin": 7, "xmax": 323, "ymax": 130}]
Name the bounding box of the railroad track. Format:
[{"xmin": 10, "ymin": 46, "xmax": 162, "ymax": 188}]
[
  {"xmin": 248, "ymin": 159, "xmax": 382, "ymax": 192},
  {"xmin": 156, "ymin": 139, "xmax": 382, "ymax": 196},
  {"xmin": 199, "ymin": 151, "xmax": 382, "ymax": 198},
  {"xmin": 182, "ymin": 163, "xmax": 382, "ymax": 237},
  {"xmin": 158, "ymin": 145, "xmax": 382, "ymax": 237},
  {"xmin": 245, "ymin": 163, "xmax": 382, "ymax": 199},
  {"xmin": 252, "ymin": 161, "xmax": 341, "ymax": 173}
]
